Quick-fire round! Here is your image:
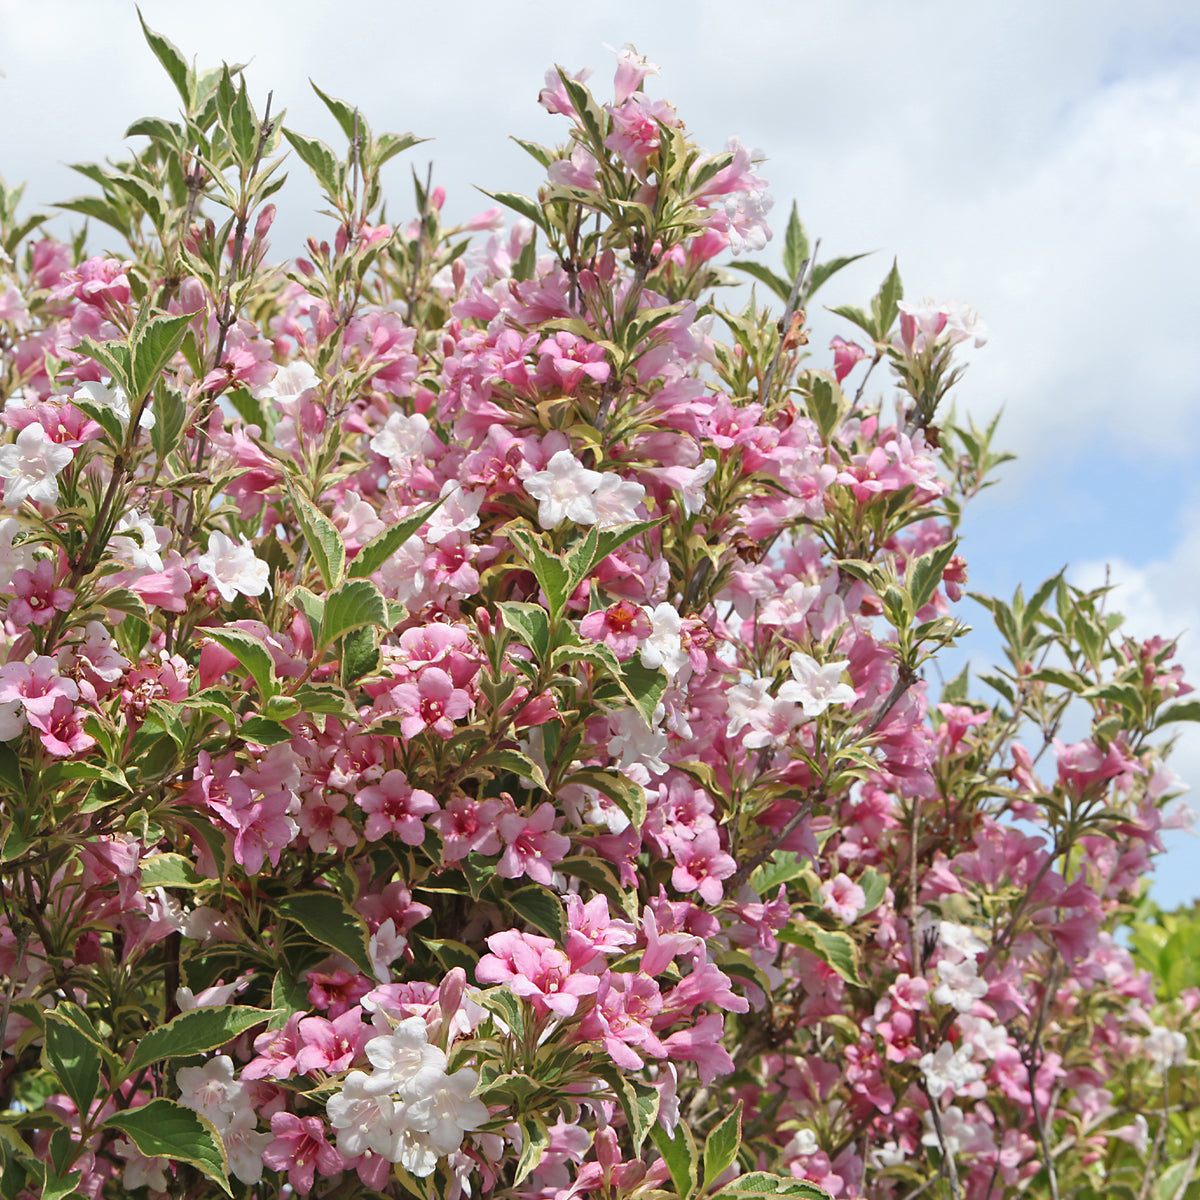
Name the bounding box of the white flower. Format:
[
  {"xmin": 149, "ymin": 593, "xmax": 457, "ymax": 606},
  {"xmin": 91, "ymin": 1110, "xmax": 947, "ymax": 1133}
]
[
  {"xmin": 176, "ymin": 1055, "xmax": 243, "ymax": 1126},
  {"xmin": 109, "ymin": 510, "xmax": 165, "ymax": 572},
  {"xmin": 607, "ymin": 707, "xmax": 669, "ymax": 778},
  {"xmin": 1145, "ymin": 1025, "xmax": 1187, "ymax": 1074},
  {"xmin": 592, "ymin": 473, "xmax": 645, "ymax": 527},
  {"xmin": 369, "ymin": 917, "xmax": 409, "ymax": 982},
  {"xmin": 783, "ymin": 1128, "xmax": 819, "ymax": 1157},
  {"xmin": 724, "ymin": 676, "xmax": 804, "ymax": 748},
  {"xmin": 222, "ymin": 1108, "xmax": 272, "ymax": 1184},
  {"xmin": 869, "ymin": 1139, "xmax": 908, "ymax": 1169},
  {"xmin": 777, "ymin": 652, "xmax": 856, "ymax": 717},
  {"xmin": 424, "ymin": 482, "xmax": 484, "ymax": 542},
  {"xmin": 362, "ymin": 1015, "xmax": 449, "ymax": 1099},
  {"xmin": 676, "ymin": 458, "xmax": 716, "ymax": 515},
  {"xmin": 0, "ymin": 424, "xmax": 75, "ymax": 508},
  {"xmin": 421, "ymin": 1067, "xmax": 489, "ymax": 1155},
  {"xmin": 113, "ymin": 1139, "xmax": 170, "ymax": 1191},
  {"xmin": 197, "ymin": 532, "xmax": 271, "ymax": 602},
  {"xmin": 522, "ymin": 450, "xmax": 602, "ymax": 529},
  {"xmin": 939, "ymin": 921, "xmax": 988, "ymax": 962},
  {"xmin": 933, "ymin": 959, "xmax": 988, "ymax": 1013},
  {"xmin": 371, "ymin": 410, "xmax": 432, "ymax": 468},
  {"xmin": 252, "ymin": 360, "xmax": 319, "ymax": 404},
  {"xmin": 328, "ymin": 1071, "xmax": 398, "ymax": 1158},
  {"xmin": 921, "ymin": 1105, "xmax": 995, "ymax": 1156},
  {"xmin": 73, "ymin": 380, "xmax": 155, "ymax": 430},
  {"xmin": 639, "ymin": 602, "xmax": 689, "ymax": 679},
  {"xmin": 919, "ymin": 1040, "xmax": 984, "ymax": 1100}
]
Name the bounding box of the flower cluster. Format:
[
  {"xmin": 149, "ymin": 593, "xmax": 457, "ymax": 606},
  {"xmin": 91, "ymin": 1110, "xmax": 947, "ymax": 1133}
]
[{"xmin": 0, "ymin": 26, "xmax": 1194, "ymax": 1200}]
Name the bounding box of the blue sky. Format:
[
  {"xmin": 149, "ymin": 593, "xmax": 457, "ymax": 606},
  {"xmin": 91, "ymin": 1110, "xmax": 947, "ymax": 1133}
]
[{"xmin": 1, "ymin": 0, "xmax": 1197, "ymax": 902}]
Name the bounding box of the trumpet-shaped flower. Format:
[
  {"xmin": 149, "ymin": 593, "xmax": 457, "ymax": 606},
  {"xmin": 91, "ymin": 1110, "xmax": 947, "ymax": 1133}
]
[
  {"xmin": 777, "ymin": 653, "xmax": 856, "ymax": 717},
  {"xmin": 0, "ymin": 423, "xmax": 74, "ymax": 508},
  {"xmin": 197, "ymin": 532, "xmax": 271, "ymax": 601},
  {"xmin": 522, "ymin": 449, "xmax": 602, "ymax": 529}
]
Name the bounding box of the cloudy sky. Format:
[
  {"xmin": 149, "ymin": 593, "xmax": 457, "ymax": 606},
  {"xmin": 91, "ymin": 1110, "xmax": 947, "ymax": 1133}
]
[{"xmin": 2, "ymin": 0, "xmax": 1198, "ymax": 902}]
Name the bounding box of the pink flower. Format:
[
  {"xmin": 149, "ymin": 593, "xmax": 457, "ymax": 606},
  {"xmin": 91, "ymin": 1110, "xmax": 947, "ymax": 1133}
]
[
  {"xmin": 210, "ymin": 792, "xmax": 298, "ymax": 876},
  {"xmin": 477, "ymin": 929, "xmax": 600, "ymax": 1017},
  {"xmin": 830, "ymin": 336, "xmax": 866, "ymax": 383},
  {"xmin": 497, "ymin": 803, "xmax": 571, "ymax": 885},
  {"xmin": 579, "ymin": 600, "xmax": 652, "ymax": 659},
  {"xmin": 819, "ymin": 873, "xmax": 867, "ymax": 923},
  {"xmin": 355, "ymin": 769, "xmax": 439, "ymax": 843},
  {"xmin": 7, "ymin": 559, "xmax": 74, "ymax": 627},
  {"xmin": 389, "ymin": 667, "xmax": 474, "ymax": 739},
  {"xmin": 429, "ymin": 795, "xmax": 504, "ymax": 863},
  {"xmin": 261, "ymin": 1112, "xmax": 345, "ymax": 1194},
  {"xmin": 28, "ymin": 696, "xmax": 95, "ymax": 757},
  {"xmin": 0, "ymin": 656, "xmax": 78, "ymax": 718},
  {"xmin": 670, "ymin": 828, "xmax": 736, "ymax": 904},
  {"xmin": 294, "ymin": 1010, "xmax": 371, "ymax": 1074}
]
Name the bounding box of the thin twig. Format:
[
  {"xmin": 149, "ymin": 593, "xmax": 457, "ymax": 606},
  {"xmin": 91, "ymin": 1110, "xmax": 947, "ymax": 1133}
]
[{"xmin": 761, "ymin": 240, "xmax": 819, "ymax": 401}]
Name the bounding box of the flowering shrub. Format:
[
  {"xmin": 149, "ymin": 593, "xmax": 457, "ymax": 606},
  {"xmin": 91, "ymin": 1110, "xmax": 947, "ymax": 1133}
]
[{"xmin": 0, "ymin": 22, "xmax": 1197, "ymax": 1200}]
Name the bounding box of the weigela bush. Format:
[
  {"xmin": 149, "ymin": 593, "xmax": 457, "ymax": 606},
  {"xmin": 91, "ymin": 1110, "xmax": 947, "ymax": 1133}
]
[{"xmin": 0, "ymin": 23, "xmax": 1197, "ymax": 1200}]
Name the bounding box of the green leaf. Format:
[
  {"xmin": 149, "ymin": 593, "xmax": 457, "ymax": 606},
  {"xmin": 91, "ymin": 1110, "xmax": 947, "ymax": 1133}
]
[
  {"xmin": 485, "ymin": 748, "xmax": 549, "ymax": 791},
  {"xmin": 131, "ymin": 312, "xmax": 191, "ymax": 400},
  {"xmin": 652, "ymin": 1119, "xmax": 700, "ymax": 1200},
  {"xmin": 513, "ymin": 1113, "xmax": 551, "ymax": 1186},
  {"xmin": 750, "ymin": 850, "xmax": 807, "ymax": 895},
  {"xmin": 310, "ymin": 80, "xmax": 364, "ymax": 143},
  {"xmin": 498, "ymin": 601, "xmax": 552, "ymax": 661},
  {"xmin": 857, "ymin": 868, "xmax": 887, "ymax": 916},
  {"xmin": 139, "ymin": 852, "xmax": 206, "ymax": 889},
  {"xmin": 239, "ymin": 716, "xmax": 293, "ymax": 745},
  {"xmin": 478, "ymin": 985, "xmax": 526, "ymax": 1038},
  {"xmin": 70, "ymin": 391, "xmax": 124, "ymax": 445},
  {"xmin": 277, "ymin": 891, "xmax": 373, "ymax": 977},
  {"xmin": 507, "ymin": 525, "xmax": 572, "ymax": 619},
  {"xmin": 593, "ymin": 1063, "xmax": 659, "ymax": 1153},
  {"xmin": 871, "ymin": 259, "xmax": 903, "ymax": 341},
  {"xmin": 0, "ymin": 744, "xmax": 24, "ymax": 797},
  {"xmin": 271, "ymin": 970, "xmax": 311, "ymax": 1018},
  {"xmin": 39, "ymin": 1167, "xmax": 82, "ymax": 1200},
  {"xmin": 617, "ymin": 657, "xmax": 667, "ymax": 727},
  {"xmin": 782, "ymin": 202, "xmax": 810, "ymax": 286},
  {"xmin": 420, "ymin": 937, "xmax": 480, "ymax": 974},
  {"xmin": 710, "ymin": 1172, "xmax": 831, "ymax": 1200},
  {"xmin": 136, "ymin": 9, "xmax": 192, "ymax": 105},
  {"xmin": 150, "ymin": 382, "xmax": 187, "ymax": 461},
  {"xmin": 205, "ymin": 627, "xmax": 278, "ymax": 699},
  {"xmin": 786, "ymin": 925, "xmax": 863, "ymax": 987},
  {"xmin": 105, "ymin": 1100, "xmax": 230, "ymax": 1195},
  {"xmin": 286, "ymin": 482, "xmax": 345, "ymax": 591},
  {"xmin": 283, "ymin": 128, "xmax": 341, "ymax": 196},
  {"xmin": 506, "ymin": 886, "xmax": 567, "ymax": 943},
  {"xmin": 1158, "ymin": 698, "xmax": 1200, "ymax": 726},
  {"xmin": 564, "ymin": 767, "xmax": 647, "ymax": 830},
  {"xmin": 703, "ymin": 1100, "xmax": 742, "ymax": 1190},
  {"xmin": 728, "ymin": 261, "xmax": 790, "ymax": 304},
  {"xmin": 320, "ymin": 577, "xmax": 389, "ymax": 646},
  {"xmin": 128, "ymin": 1007, "xmax": 271, "ymax": 1075},
  {"xmin": 805, "ymin": 373, "xmax": 844, "ymax": 443},
  {"xmin": 480, "ymin": 188, "xmax": 548, "ymax": 232},
  {"xmin": 348, "ymin": 498, "xmax": 443, "ymax": 579},
  {"xmin": 341, "ymin": 625, "xmax": 380, "ymax": 686},
  {"xmin": 43, "ymin": 1011, "xmax": 101, "ymax": 1117},
  {"xmin": 909, "ymin": 539, "xmax": 958, "ymax": 612}
]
